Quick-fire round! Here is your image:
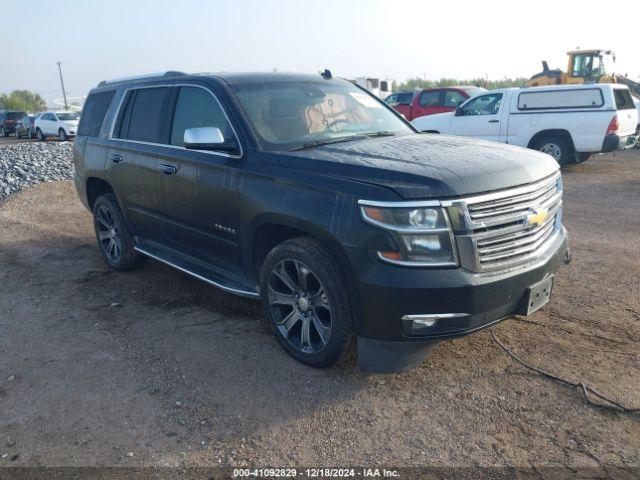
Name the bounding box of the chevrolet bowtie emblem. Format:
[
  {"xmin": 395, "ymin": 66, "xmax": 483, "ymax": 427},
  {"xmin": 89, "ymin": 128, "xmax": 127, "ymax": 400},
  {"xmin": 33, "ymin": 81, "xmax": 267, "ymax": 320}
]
[{"xmin": 527, "ymin": 208, "xmax": 549, "ymax": 227}]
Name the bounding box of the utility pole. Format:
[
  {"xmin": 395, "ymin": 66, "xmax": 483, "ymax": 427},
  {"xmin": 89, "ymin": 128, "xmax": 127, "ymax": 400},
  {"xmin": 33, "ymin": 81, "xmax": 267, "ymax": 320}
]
[{"xmin": 57, "ymin": 61, "xmax": 68, "ymax": 110}]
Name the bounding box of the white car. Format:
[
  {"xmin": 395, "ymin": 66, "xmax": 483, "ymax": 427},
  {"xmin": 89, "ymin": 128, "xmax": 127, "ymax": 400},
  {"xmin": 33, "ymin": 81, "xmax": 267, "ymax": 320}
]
[
  {"xmin": 34, "ymin": 111, "xmax": 80, "ymax": 141},
  {"xmin": 412, "ymin": 83, "xmax": 638, "ymax": 166}
]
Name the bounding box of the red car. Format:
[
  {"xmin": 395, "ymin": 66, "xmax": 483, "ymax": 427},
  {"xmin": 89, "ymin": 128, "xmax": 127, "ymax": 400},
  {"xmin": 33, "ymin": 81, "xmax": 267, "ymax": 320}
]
[{"xmin": 392, "ymin": 86, "xmax": 486, "ymax": 121}]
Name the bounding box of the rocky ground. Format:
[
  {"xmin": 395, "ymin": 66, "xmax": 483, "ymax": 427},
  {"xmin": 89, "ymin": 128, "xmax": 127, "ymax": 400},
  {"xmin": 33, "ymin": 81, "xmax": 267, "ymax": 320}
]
[
  {"xmin": 0, "ymin": 141, "xmax": 74, "ymax": 199},
  {"xmin": 0, "ymin": 147, "xmax": 638, "ymax": 477}
]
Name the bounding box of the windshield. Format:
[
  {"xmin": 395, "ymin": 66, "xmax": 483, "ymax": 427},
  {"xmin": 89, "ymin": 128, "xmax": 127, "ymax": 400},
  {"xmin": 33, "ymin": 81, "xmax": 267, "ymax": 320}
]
[
  {"xmin": 230, "ymin": 79, "xmax": 412, "ymax": 151},
  {"xmin": 57, "ymin": 112, "xmax": 80, "ymax": 121}
]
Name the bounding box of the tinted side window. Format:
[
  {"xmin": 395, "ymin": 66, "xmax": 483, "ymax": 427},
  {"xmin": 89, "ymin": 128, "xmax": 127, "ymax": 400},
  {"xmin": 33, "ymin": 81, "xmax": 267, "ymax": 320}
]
[
  {"xmin": 460, "ymin": 93, "xmax": 503, "ymax": 116},
  {"xmin": 444, "ymin": 91, "xmax": 465, "ymax": 107},
  {"xmin": 614, "ymin": 89, "xmax": 635, "ymax": 110},
  {"xmin": 78, "ymin": 90, "xmax": 115, "ymax": 137},
  {"xmin": 124, "ymin": 88, "xmax": 168, "ymax": 143},
  {"xmin": 397, "ymin": 92, "xmax": 414, "ymax": 104},
  {"xmin": 170, "ymin": 86, "xmax": 234, "ymax": 147},
  {"xmin": 419, "ymin": 91, "xmax": 441, "ymax": 107}
]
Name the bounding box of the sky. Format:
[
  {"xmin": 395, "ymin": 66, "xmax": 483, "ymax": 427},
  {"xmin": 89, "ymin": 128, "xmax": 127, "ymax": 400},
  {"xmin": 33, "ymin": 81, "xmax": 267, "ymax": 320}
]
[{"xmin": 1, "ymin": 0, "xmax": 638, "ymax": 105}]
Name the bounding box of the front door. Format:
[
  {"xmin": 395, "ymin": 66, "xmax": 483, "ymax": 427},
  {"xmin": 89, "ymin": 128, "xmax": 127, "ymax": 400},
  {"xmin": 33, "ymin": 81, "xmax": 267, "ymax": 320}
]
[
  {"xmin": 155, "ymin": 84, "xmax": 244, "ymax": 277},
  {"xmin": 412, "ymin": 90, "xmax": 446, "ymax": 119},
  {"xmin": 450, "ymin": 92, "xmax": 504, "ymax": 142},
  {"xmin": 40, "ymin": 113, "xmax": 56, "ymax": 135}
]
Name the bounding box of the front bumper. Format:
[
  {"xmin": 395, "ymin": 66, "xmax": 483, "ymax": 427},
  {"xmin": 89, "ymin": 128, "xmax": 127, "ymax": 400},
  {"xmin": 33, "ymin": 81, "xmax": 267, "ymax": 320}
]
[{"xmin": 349, "ymin": 229, "xmax": 568, "ymax": 372}]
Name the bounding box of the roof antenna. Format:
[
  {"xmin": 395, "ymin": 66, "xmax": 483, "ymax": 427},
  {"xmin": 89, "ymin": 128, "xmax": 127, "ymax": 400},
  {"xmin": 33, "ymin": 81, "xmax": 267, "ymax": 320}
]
[{"xmin": 320, "ymin": 69, "xmax": 332, "ymax": 80}]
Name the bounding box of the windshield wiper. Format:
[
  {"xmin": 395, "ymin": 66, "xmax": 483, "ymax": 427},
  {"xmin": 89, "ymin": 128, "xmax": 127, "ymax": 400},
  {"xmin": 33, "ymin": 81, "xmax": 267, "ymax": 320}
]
[
  {"xmin": 363, "ymin": 131, "xmax": 396, "ymax": 138},
  {"xmin": 288, "ymin": 135, "xmax": 366, "ymax": 152},
  {"xmin": 288, "ymin": 132, "xmax": 398, "ymax": 152}
]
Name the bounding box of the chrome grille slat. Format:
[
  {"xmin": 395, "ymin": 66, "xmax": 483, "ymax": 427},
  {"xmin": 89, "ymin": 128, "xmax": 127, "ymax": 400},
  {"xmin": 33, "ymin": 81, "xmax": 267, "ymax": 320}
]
[
  {"xmin": 478, "ymin": 219, "xmax": 555, "ymax": 256},
  {"xmin": 456, "ymin": 172, "xmax": 563, "ymax": 272},
  {"xmin": 480, "ymin": 226, "xmax": 556, "ymax": 264},
  {"xmin": 469, "ymin": 187, "xmax": 558, "ymax": 219},
  {"xmin": 468, "ymin": 192, "xmax": 562, "ymax": 230},
  {"xmin": 468, "ymin": 182, "xmax": 557, "ymax": 213},
  {"xmin": 473, "ymin": 201, "xmax": 561, "ymax": 241}
]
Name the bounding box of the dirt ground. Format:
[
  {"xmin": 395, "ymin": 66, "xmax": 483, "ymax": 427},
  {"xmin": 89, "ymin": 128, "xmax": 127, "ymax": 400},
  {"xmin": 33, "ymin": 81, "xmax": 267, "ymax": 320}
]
[{"xmin": 0, "ymin": 149, "xmax": 638, "ymax": 475}]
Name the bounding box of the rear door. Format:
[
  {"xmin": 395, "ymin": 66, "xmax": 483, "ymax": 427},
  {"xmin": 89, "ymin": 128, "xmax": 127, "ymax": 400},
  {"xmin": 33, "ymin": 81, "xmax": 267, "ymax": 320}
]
[
  {"xmin": 450, "ymin": 92, "xmax": 504, "ymax": 142},
  {"xmin": 106, "ymin": 86, "xmax": 170, "ymax": 241},
  {"xmin": 613, "ymin": 87, "xmax": 638, "ymax": 137},
  {"xmin": 155, "ymin": 84, "xmax": 244, "ymax": 276}
]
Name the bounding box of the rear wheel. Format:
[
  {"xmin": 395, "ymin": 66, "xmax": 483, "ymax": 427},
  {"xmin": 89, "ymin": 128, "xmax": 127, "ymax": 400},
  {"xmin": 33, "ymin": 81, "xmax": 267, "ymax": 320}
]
[
  {"xmin": 532, "ymin": 135, "xmax": 572, "ymax": 166},
  {"xmin": 577, "ymin": 153, "xmax": 592, "ymax": 163},
  {"xmin": 92, "ymin": 193, "xmax": 142, "ymax": 271},
  {"xmin": 15, "ymin": 129, "xmax": 22, "ymax": 139},
  {"xmin": 0, "ymin": 127, "xmax": 5, "ymax": 137},
  {"xmin": 36, "ymin": 128, "xmax": 45, "ymax": 141},
  {"xmin": 260, "ymin": 237, "xmax": 354, "ymax": 368}
]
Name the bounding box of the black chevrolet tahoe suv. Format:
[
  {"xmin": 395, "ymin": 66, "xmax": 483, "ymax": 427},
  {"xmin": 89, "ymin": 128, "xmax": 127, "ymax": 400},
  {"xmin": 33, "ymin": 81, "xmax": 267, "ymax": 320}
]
[{"xmin": 74, "ymin": 71, "xmax": 569, "ymax": 373}]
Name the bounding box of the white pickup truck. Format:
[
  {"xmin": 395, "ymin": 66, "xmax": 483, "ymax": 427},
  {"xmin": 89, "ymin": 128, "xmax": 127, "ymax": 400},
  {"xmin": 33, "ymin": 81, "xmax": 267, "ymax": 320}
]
[{"xmin": 412, "ymin": 83, "xmax": 638, "ymax": 166}]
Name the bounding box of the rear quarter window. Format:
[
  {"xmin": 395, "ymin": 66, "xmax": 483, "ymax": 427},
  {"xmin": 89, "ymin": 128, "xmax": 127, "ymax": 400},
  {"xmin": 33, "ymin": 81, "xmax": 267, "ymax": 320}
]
[
  {"xmin": 614, "ymin": 89, "xmax": 635, "ymax": 110},
  {"xmin": 78, "ymin": 90, "xmax": 115, "ymax": 137}
]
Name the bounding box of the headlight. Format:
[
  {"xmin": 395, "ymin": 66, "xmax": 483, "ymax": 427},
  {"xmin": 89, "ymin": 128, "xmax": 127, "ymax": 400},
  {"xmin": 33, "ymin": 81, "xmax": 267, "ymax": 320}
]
[{"xmin": 359, "ymin": 202, "xmax": 459, "ymax": 267}]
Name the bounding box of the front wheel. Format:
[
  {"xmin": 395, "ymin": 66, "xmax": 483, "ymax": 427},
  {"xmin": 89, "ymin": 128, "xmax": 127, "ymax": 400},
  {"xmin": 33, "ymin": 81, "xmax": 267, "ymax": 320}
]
[
  {"xmin": 260, "ymin": 237, "xmax": 354, "ymax": 368},
  {"xmin": 15, "ymin": 129, "xmax": 22, "ymax": 139},
  {"xmin": 532, "ymin": 135, "xmax": 572, "ymax": 166},
  {"xmin": 92, "ymin": 193, "xmax": 142, "ymax": 271},
  {"xmin": 58, "ymin": 128, "xmax": 67, "ymax": 141},
  {"xmin": 36, "ymin": 128, "xmax": 45, "ymax": 141},
  {"xmin": 0, "ymin": 127, "xmax": 5, "ymax": 138}
]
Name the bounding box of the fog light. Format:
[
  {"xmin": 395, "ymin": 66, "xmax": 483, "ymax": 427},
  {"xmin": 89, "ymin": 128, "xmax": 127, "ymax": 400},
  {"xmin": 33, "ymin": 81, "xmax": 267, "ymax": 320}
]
[{"xmin": 401, "ymin": 313, "xmax": 469, "ymax": 335}]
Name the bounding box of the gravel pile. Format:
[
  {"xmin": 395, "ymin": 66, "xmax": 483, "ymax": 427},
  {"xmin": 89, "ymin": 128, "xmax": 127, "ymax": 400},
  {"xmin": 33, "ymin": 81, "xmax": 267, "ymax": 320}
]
[{"xmin": 0, "ymin": 142, "xmax": 74, "ymax": 200}]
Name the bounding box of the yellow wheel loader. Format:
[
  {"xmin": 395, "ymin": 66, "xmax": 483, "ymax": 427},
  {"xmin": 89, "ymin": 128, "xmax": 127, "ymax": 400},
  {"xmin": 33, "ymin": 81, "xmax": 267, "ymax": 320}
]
[{"xmin": 528, "ymin": 49, "xmax": 640, "ymax": 97}]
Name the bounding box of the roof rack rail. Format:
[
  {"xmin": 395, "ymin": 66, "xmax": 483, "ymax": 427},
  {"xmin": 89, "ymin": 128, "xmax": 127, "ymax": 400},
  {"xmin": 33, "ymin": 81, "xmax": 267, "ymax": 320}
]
[{"xmin": 97, "ymin": 71, "xmax": 187, "ymax": 87}]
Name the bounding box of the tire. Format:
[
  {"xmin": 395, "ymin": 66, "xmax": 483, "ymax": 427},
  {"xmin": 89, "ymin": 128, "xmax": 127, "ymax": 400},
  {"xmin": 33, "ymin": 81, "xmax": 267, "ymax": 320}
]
[
  {"xmin": 36, "ymin": 128, "xmax": 45, "ymax": 141},
  {"xmin": 532, "ymin": 135, "xmax": 572, "ymax": 167},
  {"xmin": 92, "ymin": 193, "xmax": 142, "ymax": 271},
  {"xmin": 15, "ymin": 129, "xmax": 21, "ymax": 139},
  {"xmin": 27, "ymin": 128, "xmax": 34, "ymax": 139},
  {"xmin": 0, "ymin": 127, "xmax": 5, "ymax": 138},
  {"xmin": 260, "ymin": 237, "xmax": 354, "ymax": 368},
  {"xmin": 577, "ymin": 153, "xmax": 592, "ymax": 163},
  {"xmin": 58, "ymin": 128, "xmax": 67, "ymax": 141}
]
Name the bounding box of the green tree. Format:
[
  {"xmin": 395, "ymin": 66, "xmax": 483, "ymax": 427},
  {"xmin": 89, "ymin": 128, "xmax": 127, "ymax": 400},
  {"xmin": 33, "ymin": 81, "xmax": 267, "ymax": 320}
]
[{"xmin": 0, "ymin": 90, "xmax": 47, "ymax": 113}]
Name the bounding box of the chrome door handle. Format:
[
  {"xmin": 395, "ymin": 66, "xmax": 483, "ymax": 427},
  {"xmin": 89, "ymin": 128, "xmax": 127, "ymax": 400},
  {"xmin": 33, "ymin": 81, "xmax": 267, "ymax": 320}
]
[
  {"xmin": 110, "ymin": 153, "xmax": 123, "ymax": 163},
  {"xmin": 159, "ymin": 164, "xmax": 178, "ymax": 175},
  {"xmin": 488, "ymin": 119, "xmax": 499, "ymax": 123}
]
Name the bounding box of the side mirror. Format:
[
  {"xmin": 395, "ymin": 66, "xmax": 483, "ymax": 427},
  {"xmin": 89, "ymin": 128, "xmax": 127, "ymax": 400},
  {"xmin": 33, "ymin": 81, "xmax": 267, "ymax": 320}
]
[
  {"xmin": 184, "ymin": 127, "xmax": 225, "ymax": 150},
  {"xmin": 455, "ymin": 106, "xmax": 464, "ymax": 116}
]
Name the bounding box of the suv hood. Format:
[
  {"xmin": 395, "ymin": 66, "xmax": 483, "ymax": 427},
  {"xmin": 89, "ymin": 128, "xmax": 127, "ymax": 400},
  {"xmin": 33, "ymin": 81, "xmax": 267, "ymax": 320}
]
[{"xmin": 278, "ymin": 133, "xmax": 559, "ymax": 199}]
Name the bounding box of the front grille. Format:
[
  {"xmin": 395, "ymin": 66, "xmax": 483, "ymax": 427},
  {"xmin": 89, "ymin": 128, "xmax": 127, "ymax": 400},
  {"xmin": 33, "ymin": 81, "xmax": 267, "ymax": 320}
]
[{"xmin": 453, "ymin": 172, "xmax": 563, "ymax": 272}]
